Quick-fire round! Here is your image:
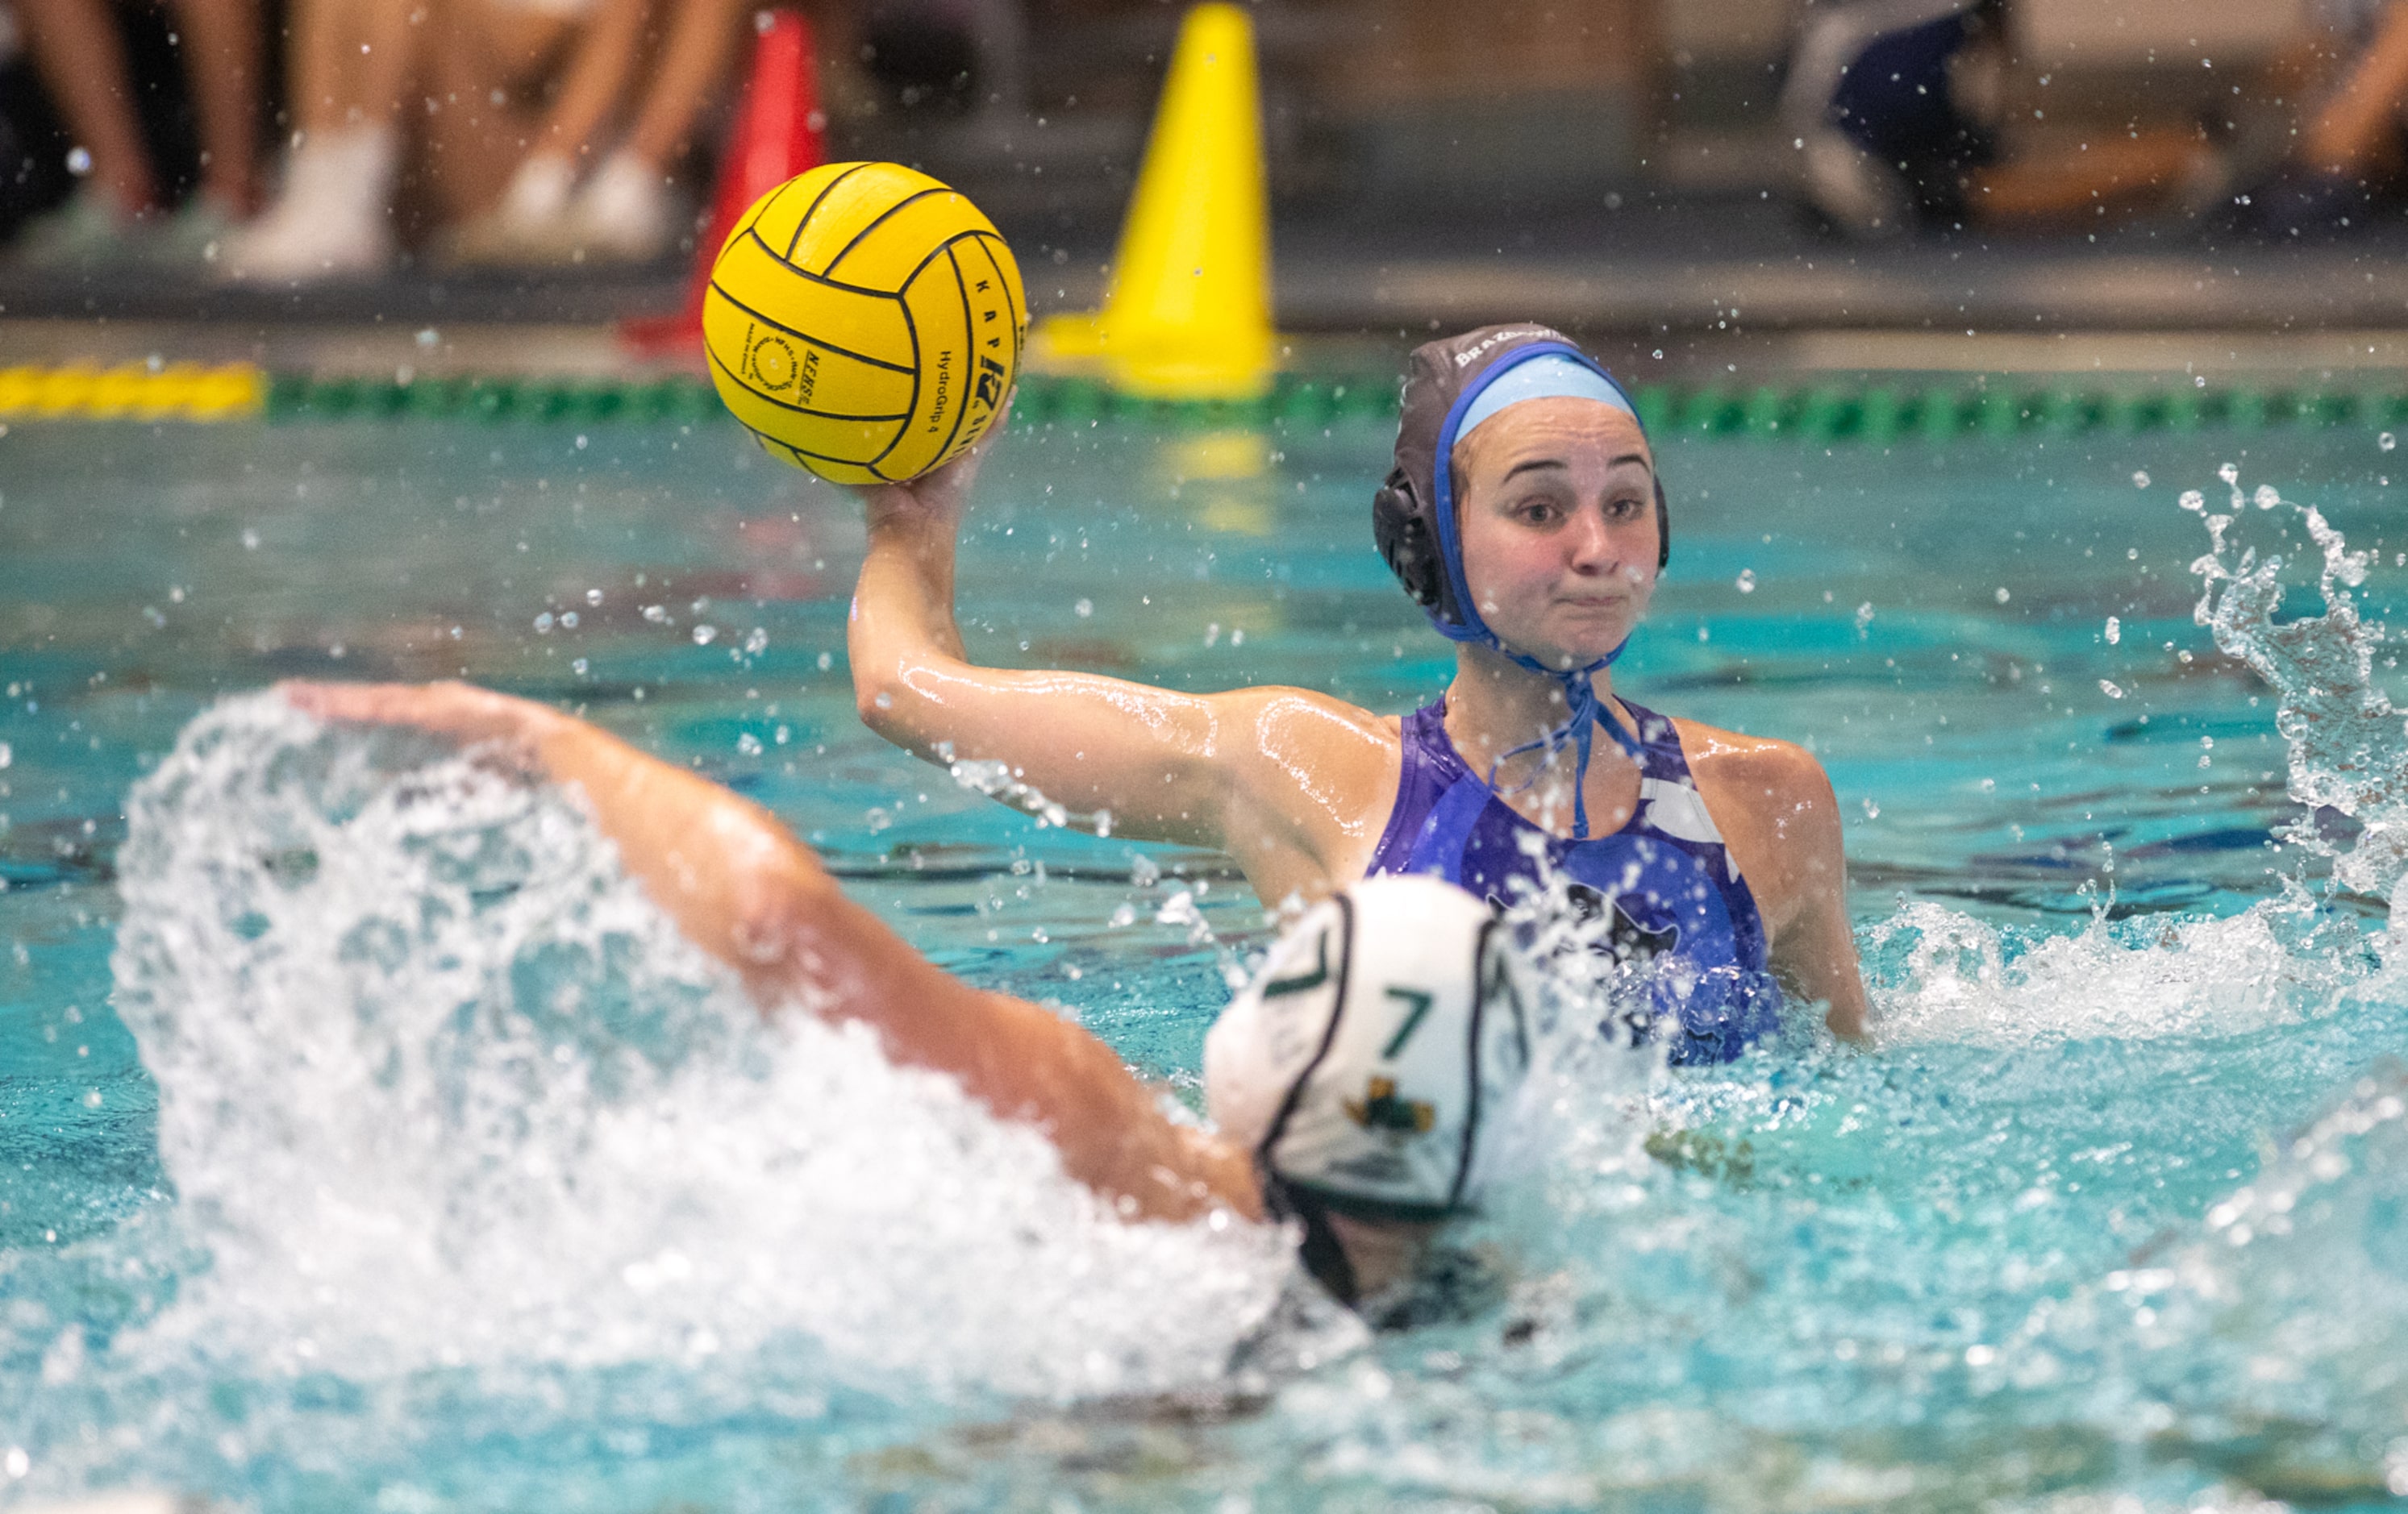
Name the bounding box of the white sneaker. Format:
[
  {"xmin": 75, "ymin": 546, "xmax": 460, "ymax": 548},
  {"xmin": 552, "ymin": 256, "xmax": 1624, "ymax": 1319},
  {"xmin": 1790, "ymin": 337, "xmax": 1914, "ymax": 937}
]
[
  {"xmin": 219, "ymin": 127, "xmax": 398, "ymax": 283},
  {"xmin": 499, "ymin": 152, "xmax": 578, "ymax": 229},
  {"xmin": 565, "ymin": 152, "xmax": 679, "ymax": 264},
  {"xmin": 443, "ymin": 152, "xmax": 579, "ymax": 266}
]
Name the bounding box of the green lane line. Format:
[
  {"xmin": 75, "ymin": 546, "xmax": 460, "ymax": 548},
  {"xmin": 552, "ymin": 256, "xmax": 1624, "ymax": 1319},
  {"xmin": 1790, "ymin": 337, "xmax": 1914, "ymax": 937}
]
[{"xmin": 235, "ymin": 372, "xmax": 2408, "ymax": 441}]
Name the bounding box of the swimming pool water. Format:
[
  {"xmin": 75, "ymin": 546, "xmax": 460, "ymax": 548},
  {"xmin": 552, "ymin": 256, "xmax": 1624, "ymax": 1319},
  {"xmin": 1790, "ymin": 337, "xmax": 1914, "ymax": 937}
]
[{"xmin": 5, "ymin": 408, "xmax": 2408, "ymax": 1510}]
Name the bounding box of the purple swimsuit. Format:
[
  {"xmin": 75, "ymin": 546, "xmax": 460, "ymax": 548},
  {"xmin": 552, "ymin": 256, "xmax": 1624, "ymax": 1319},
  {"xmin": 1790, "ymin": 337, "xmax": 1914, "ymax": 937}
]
[{"xmin": 1364, "ymin": 699, "xmax": 1784, "ymax": 1064}]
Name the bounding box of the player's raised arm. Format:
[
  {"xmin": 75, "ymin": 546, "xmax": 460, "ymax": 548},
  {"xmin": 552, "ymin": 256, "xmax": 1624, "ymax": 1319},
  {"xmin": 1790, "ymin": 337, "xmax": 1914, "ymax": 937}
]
[
  {"xmin": 279, "ymin": 680, "xmax": 1262, "ymax": 1225},
  {"xmin": 845, "ymin": 426, "xmax": 1394, "ymax": 871}
]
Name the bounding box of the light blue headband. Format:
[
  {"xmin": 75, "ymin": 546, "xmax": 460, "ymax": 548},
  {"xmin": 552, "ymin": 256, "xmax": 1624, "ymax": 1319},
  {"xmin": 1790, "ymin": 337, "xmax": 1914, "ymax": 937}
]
[{"xmin": 1452, "ymin": 354, "xmax": 1636, "ymax": 446}]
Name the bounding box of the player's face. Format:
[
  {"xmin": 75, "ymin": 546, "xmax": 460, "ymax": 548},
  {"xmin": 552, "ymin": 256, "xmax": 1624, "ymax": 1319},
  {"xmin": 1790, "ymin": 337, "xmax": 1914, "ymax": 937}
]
[{"xmin": 1452, "ymin": 397, "xmax": 1659, "ymax": 669}]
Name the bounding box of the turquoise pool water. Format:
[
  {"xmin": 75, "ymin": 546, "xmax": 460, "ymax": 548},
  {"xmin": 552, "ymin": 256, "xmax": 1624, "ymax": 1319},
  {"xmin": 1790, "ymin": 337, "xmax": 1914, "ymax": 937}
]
[{"xmin": 6, "ymin": 406, "xmax": 2408, "ymax": 1509}]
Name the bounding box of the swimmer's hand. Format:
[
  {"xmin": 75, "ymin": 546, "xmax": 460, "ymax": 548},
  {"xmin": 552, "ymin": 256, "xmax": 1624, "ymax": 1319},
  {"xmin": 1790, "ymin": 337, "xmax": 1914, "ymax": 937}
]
[
  {"xmin": 280, "ymin": 680, "xmax": 556, "ymax": 766},
  {"xmin": 852, "ymin": 391, "xmax": 1011, "ymax": 528}
]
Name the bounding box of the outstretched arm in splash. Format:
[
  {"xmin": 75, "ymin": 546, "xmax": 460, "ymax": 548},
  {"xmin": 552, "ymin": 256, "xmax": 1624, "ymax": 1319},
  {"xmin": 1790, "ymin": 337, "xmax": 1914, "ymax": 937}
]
[{"xmin": 281, "ymin": 680, "xmax": 1263, "ymax": 1227}]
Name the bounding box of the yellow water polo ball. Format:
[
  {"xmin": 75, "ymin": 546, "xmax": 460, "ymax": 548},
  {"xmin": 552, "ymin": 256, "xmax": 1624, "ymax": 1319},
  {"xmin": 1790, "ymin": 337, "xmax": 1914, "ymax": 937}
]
[{"xmin": 703, "ymin": 161, "xmax": 1027, "ymax": 485}]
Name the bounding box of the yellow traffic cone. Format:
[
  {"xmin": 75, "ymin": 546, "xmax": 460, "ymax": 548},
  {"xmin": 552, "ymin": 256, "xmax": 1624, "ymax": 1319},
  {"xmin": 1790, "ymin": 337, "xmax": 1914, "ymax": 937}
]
[{"xmin": 1035, "ymin": 2, "xmax": 1275, "ymax": 400}]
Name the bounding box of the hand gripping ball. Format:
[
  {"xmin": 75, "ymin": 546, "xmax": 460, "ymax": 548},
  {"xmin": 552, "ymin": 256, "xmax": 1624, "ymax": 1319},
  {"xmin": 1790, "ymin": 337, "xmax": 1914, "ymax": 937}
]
[{"xmin": 704, "ymin": 161, "xmax": 1027, "ymax": 485}]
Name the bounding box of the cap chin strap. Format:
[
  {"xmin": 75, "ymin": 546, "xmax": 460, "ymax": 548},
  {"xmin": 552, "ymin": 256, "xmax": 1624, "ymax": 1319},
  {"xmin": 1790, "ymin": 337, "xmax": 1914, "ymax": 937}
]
[{"xmin": 1481, "ymin": 636, "xmax": 1639, "ymax": 842}]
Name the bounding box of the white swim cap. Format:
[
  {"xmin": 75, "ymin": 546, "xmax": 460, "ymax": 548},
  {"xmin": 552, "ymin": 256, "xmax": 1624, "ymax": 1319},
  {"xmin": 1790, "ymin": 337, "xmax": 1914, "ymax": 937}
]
[{"xmin": 1205, "ymin": 874, "xmax": 1537, "ymax": 1220}]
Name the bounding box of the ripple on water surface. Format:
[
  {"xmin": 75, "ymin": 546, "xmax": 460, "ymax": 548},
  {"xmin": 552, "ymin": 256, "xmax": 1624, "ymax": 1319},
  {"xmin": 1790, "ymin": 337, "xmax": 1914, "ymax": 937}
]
[{"xmin": 3, "ymin": 420, "xmax": 2408, "ymax": 1508}]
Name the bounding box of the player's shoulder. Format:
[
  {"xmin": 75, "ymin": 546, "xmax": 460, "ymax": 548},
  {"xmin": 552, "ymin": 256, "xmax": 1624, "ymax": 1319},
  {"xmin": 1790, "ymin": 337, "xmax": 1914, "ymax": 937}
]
[
  {"xmin": 1212, "ymin": 685, "xmax": 1404, "ymax": 821},
  {"xmin": 1664, "ymin": 717, "xmax": 1843, "ymax": 928},
  {"xmin": 1664, "ymin": 717, "xmax": 1836, "ymax": 810},
  {"xmin": 1217, "ymin": 684, "xmax": 1402, "ymax": 747}
]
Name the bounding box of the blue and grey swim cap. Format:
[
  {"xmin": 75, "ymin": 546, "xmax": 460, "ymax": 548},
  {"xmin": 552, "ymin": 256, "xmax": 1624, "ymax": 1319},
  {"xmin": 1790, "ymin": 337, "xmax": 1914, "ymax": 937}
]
[{"xmin": 1372, "ymin": 323, "xmax": 1665, "ymax": 643}]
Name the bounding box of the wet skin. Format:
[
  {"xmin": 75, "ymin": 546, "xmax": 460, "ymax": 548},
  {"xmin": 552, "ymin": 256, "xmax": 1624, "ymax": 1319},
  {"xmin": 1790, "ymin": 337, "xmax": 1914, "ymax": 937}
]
[
  {"xmin": 850, "ymin": 396, "xmax": 1868, "ymax": 1038},
  {"xmin": 281, "ymin": 679, "xmax": 1442, "ymax": 1289},
  {"xmin": 280, "ymin": 678, "xmax": 1264, "ymax": 1229}
]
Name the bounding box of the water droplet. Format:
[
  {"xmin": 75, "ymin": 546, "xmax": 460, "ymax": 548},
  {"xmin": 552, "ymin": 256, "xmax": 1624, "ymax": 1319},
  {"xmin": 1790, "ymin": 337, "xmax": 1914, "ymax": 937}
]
[
  {"xmin": 816, "ymin": 651, "xmax": 834, "ymax": 671},
  {"xmin": 2104, "ymin": 616, "xmax": 2121, "ymax": 644},
  {"xmin": 1735, "ymin": 569, "xmax": 1756, "ymax": 593},
  {"xmin": 571, "ymin": 658, "xmax": 589, "ymax": 675},
  {"xmin": 2253, "ymin": 485, "xmax": 2281, "ymax": 510},
  {"xmin": 2099, "ymin": 679, "xmax": 2126, "ymax": 699},
  {"xmin": 735, "ymin": 732, "xmax": 763, "ymax": 756},
  {"xmin": 560, "ymin": 610, "xmax": 578, "ymax": 629},
  {"xmin": 416, "ymin": 327, "xmax": 440, "ymax": 348},
  {"xmin": 585, "ymin": 588, "xmax": 603, "ymax": 606},
  {"xmin": 1994, "ymin": 587, "xmax": 2011, "ymax": 605},
  {"xmin": 642, "ymin": 605, "xmax": 668, "ymax": 623},
  {"xmin": 2218, "ymin": 462, "xmax": 2239, "ymax": 485},
  {"xmin": 2384, "ymin": 432, "xmax": 2398, "ymax": 452},
  {"xmin": 691, "ymin": 625, "xmax": 718, "ymax": 646},
  {"xmin": 1074, "ymin": 597, "xmax": 1094, "ymax": 618},
  {"xmin": 743, "ymin": 627, "xmax": 769, "ymax": 655},
  {"xmin": 240, "ymin": 528, "xmax": 260, "ymax": 551},
  {"xmin": 2179, "ymin": 490, "xmax": 2206, "ymax": 512},
  {"xmin": 2131, "ymin": 470, "xmax": 2151, "ymax": 488},
  {"xmin": 65, "ymin": 147, "xmax": 91, "ymax": 176},
  {"xmin": 1860, "ymin": 798, "xmax": 1881, "ymax": 820},
  {"xmin": 0, "ymin": 742, "xmax": 10, "ymax": 770},
  {"xmin": 532, "ymin": 612, "xmax": 554, "ymax": 633}
]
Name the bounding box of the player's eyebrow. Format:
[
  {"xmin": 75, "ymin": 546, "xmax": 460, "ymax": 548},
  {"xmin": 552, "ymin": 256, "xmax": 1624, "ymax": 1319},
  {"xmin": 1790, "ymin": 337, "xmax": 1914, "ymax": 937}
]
[
  {"xmin": 1502, "ymin": 458, "xmax": 1567, "ymax": 481},
  {"xmin": 1501, "ymin": 450, "xmax": 1648, "ymax": 482}
]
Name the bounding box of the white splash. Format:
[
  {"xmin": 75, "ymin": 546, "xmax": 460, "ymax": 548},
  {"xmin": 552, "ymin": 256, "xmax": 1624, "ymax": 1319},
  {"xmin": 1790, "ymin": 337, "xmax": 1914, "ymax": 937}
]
[
  {"xmin": 109, "ymin": 694, "xmax": 1294, "ymax": 1404},
  {"xmin": 1867, "ymin": 894, "xmax": 2362, "ymax": 1047},
  {"xmin": 2189, "ymin": 481, "xmax": 2406, "ymax": 898}
]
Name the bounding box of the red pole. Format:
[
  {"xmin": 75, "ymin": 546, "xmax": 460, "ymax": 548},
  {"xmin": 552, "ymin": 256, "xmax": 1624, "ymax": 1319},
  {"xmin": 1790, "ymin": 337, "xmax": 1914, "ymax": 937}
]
[{"xmin": 623, "ymin": 10, "xmax": 825, "ymax": 359}]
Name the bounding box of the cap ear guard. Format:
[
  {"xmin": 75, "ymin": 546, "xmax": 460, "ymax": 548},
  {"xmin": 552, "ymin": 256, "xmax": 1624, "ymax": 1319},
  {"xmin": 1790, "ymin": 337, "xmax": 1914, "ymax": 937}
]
[
  {"xmin": 1653, "ymin": 475, "xmax": 1671, "ymax": 571},
  {"xmin": 1373, "ymin": 469, "xmax": 1447, "ymax": 613}
]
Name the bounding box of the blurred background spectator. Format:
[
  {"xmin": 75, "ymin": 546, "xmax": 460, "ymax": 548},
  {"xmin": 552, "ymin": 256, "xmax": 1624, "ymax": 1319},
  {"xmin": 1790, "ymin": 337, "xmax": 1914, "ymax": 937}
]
[
  {"xmin": 1784, "ymin": 0, "xmax": 2408, "ymax": 238},
  {"xmin": 2, "ymin": 0, "xmax": 260, "ymax": 264},
  {"xmin": 2255, "ymin": 0, "xmax": 2408, "ymax": 232},
  {"xmin": 224, "ymin": 0, "xmax": 761, "ymax": 280},
  {"xmin": 10, "ymin": 0, "xmax": 2408, "ymax": 287}
]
